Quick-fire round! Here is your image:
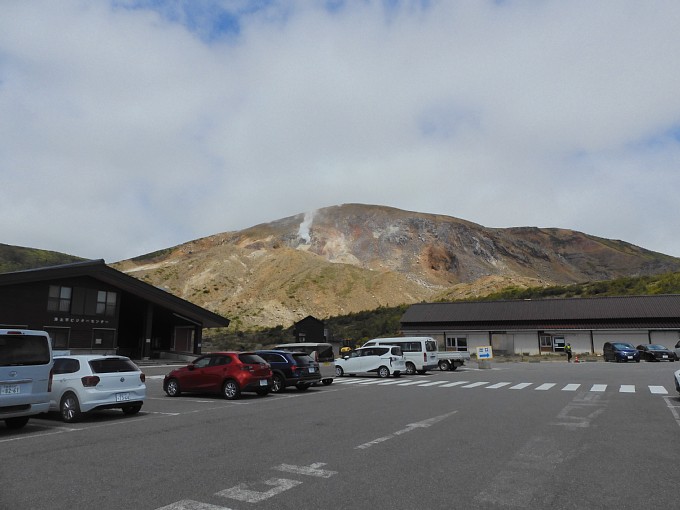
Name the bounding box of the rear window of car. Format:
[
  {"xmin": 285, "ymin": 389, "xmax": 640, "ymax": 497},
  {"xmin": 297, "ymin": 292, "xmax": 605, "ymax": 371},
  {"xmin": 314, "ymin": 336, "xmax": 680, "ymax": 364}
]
[
  {"xmin": 89, "ymin": 358, "xmax": 139, "ymax": 373},
  {"xmin": 238, "ymin": 353, "xmax": 266, "ymax": 364},
  {"xmin": 0, "ymin": 334, "xmax": 51, "ymax": 366},
  {"xmin": 292, "ymin": 353, "xmax": 314, "ymax": 365}
]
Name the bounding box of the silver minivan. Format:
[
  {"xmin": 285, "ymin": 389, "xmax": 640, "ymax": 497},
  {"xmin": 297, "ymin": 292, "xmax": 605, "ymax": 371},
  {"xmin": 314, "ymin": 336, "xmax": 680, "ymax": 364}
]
[{"xmin": 0, "ymin": 329, "xmax": 54, "ymax": 429}]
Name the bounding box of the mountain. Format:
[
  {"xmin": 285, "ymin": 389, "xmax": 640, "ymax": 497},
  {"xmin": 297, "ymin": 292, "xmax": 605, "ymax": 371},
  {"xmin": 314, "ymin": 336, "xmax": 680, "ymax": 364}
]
[
  {"xmin": 113, "ymin": 204, "xmax": 680, "ymax": 329},
  {"xmin": 0, "ymin": 243, "xmax": 84, "ymax": 273}
]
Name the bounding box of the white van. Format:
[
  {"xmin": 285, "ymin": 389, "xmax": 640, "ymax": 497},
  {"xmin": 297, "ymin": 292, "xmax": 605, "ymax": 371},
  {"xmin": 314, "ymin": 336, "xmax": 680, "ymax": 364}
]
[
  {"xmin": 274, "ymin": 342, "xmax": 334, "ymax": 385},
  {"xmin": 361, "ymin": 336, "xmax": 438, "ymax": 375},
  {"xmin": 0, "ymin": 329, "xmax": 54, "ymax": 429}
]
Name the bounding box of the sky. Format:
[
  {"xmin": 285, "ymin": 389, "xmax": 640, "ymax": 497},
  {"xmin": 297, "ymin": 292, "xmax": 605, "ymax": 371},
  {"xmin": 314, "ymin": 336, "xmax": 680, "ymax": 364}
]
[{"xmin": 1, "ymin": 0, "xmax": 680, "ymax": 263}]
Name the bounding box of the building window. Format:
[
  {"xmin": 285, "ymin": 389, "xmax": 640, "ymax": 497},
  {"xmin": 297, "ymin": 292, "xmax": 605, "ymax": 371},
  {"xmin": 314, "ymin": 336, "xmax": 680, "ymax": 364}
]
[
  {"xmin": 45, "ymin": 327, "xmax": 70, "ymax": 349},
  {"xmin": 174, "ymin": 327, "xmax": 194, "ymax": 353},
  {"xmin": 446, "ymin": 336, "xmax": 468, "ymax": 351},
  {"xmin": 92, "ymin": 329, "xmax": 115, "ymax": 349},
  {"xmin": 540, "ymin": 335, "xmax": 552, "ymax": 348},
  {"xmin": 47, "ymin": 285, "xmax": 72, "ymax": 312},
  {"xmin": 96, "ymin": 291, "xmax": 117, "ymax": 316}
]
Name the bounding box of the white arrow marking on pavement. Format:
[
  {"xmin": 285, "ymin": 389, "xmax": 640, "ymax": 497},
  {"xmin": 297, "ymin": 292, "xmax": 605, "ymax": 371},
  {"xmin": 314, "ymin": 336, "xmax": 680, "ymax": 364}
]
[
  {"xmin": 273, "ymin": 462, "xmax": 337, "ymax": 478},
  {"xmin": 217, "ymin": 478, "xmax": 302, "ymax": 503},
  {"xmin": 355, "ymin": 410, "xmax": 458, "ymax": 450}
]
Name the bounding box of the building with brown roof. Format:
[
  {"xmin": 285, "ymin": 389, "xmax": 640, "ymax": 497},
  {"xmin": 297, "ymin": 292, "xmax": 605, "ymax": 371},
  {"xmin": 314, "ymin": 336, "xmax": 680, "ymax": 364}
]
[
  {"xmin": 0, "ymin": 259, "xmax": 230, "ymax": 360},
  {"xmin": 400, "ymin": 295, "xmax": 680, "ymax": 356}
]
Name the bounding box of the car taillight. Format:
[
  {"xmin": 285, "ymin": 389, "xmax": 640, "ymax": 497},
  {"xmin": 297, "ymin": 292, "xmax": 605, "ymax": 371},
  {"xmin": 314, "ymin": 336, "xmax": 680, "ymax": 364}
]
[
  {"xmin": 48, "ymin": 367, "xmax": 54, "ymax": 392},
  {"xmin": 291, "ymin": 364, "xmax": 298, "ymax": 373},
  {"xmin": 139, "ymin": 373, "xmax": 146, "ymax": 383},
  {"xmin": 81, "ymin": 375, "xmax": 100, "ymax": 387}
]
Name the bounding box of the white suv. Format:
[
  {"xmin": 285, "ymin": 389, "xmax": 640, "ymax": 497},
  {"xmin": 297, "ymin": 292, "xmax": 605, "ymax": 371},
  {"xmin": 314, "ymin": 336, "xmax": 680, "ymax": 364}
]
[{"xmin": 335, "ymin": 346, "xmax": 405, "ymax": 378}]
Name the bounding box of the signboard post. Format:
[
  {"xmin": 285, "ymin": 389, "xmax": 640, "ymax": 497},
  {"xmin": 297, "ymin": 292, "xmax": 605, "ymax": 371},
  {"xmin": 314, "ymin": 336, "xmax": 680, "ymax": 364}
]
[{"xmin": 477, "ymin": 346, "xmax": 493, "ymax": 369}]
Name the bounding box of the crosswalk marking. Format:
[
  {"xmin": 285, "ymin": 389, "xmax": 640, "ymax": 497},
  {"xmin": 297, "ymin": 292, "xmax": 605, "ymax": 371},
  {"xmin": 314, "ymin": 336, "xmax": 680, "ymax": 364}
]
[
  {"xmin": 486, "ymin": 382, "xmax": 512, "ymax": 389},
  {"xmin": 462, "ymin": 382, "xmax": 489, "ymax": 388},
  {"xmin": 331, "ymin": 377, "xmax": 672, "ymax": 394},
  {"xmin": 395, "ymin": 380, "xmax": 427, "ymax": 386},
  {"xmin": 535, "ymin": 383, "xmax": 556, "ymax": 391},
  {"xmin": 510, "ymin": 383, "xmax": 532, "ymax": 390}
]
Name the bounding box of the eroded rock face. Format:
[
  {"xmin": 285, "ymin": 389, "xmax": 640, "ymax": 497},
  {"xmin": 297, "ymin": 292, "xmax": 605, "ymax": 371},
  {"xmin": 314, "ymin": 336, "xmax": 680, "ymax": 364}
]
[{"xmin": 114, "ymin": 204, "xmax": 680, "ymax": 328}]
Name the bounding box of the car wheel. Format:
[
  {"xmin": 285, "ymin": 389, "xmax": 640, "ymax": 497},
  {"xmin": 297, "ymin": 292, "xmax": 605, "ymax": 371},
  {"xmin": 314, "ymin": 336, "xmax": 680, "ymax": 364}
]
[
  {"xmin": 336, "ymin": 366, "xmax": 344, "ymax": 377},
  {"xmin": 438, "ymin": 360, "xmax": 451, "ymax": 371},
  {"xmin": 378, "ymin": 366, "xmax": 390, "ymax": 378},
  {"xmin": 222, "ymin": 380, "xmax": 241, "ymax": 400},
  {"xmin": 122, "ymin": 404, "xmax": 142, "ymax": 415},
  {"xmin": 255, "ymin": 388, "xmax": 270, "ymax": 396},
  {"xmin": 60, "ymin": 393, "xmax": 82, "ymax": 423},
  {"xmin": 271, "ymin": 374, "xmax": 285, "ymax": 393},
  {"xmin": 165, "ymin": 378, "xmax": 181, "ymax": 397},
  {"xmin": 322, "ymin": 379, "xmax": 333, "ymax": 385},
  {"xmin": 5, "ymin": 417, "xmax": 30, "ymax": 430},
  {"xmin": 405, "ymin": 362, "xmax": 416, "ymax": 375},
  {"xmin": 296, "ymin": 383, "xmax": 310, "ymax": 391}
]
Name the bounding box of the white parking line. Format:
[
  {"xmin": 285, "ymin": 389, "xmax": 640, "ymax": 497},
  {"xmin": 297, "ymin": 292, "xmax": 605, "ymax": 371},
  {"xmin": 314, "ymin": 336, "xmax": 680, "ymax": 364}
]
[
  {"xmin": 358, "ymin": 379, "xmax": 387, "ymax": 385},
  {"xmin": 535, "ymin": 383, "xmax": 556, "ymax": 391},
  {"xmin": 417, "ymin": 381, "xmax": 448, "ymax": 387},
  {"xmin": 619, "ymin": 385, "xmax": 635, "ymax": 393},
  {"xmin": 561, "ymin": 384, "xmax": 581, "ymax": 391},
  {"xmin": 396, "ymin": 380, "xmax": 429, "ymax": 386},
  {"xmin": 377, "ymin": 379, "xmax": 408, "ymax": 385}
]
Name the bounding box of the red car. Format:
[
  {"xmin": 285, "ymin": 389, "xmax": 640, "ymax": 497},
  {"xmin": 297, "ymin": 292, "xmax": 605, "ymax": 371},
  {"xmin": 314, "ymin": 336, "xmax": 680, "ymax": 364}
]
[{"xmin": 163, "ymin": 352, "xmax": 272, "ymax": 400}]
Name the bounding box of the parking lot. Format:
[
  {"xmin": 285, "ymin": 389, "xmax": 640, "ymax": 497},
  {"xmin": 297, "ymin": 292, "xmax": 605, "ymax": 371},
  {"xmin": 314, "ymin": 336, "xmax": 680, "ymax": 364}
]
[{"xmin": 2, "ymin": 361, "xmax": 678, "ymax": 510}]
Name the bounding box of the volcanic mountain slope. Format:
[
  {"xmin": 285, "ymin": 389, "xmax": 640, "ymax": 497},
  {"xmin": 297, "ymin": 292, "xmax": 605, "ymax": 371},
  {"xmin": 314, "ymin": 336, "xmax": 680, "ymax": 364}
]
[{"xmin": 114, "ymin": 204, "xmax": 680, "ymax": 329}]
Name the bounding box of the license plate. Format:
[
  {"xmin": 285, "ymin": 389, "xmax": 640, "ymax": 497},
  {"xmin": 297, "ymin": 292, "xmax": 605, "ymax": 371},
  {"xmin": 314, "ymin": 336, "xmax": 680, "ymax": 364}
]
[
  {"xmin": 115, "ymin": 392, "xmax": 130, "ymax": 402},
  {"xmin": 0, "ymin": 384, "xmax": 20, "ymax": 395},
  {"xmin": 309, "ymin": 367, "xmax": 316, "ymax": 373},
  {"xmin": 627, "ymin": 355, "xmax": 633, "ymax": 359},
  {"xmin": 259, "ymin": 379, "xmax": 268, "ymax": 386},
  {"xmin": 663, "ymin": 355, "xmax": 668, "ymax": 359}
]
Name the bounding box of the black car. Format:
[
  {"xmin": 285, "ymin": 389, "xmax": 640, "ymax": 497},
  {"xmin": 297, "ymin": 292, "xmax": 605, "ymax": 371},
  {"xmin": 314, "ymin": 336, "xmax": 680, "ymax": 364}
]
[
  {"xmin": 256, "ymin": 350, "xmax": 321, "ymax": 393},
  {"xmin": 636, "ymin": 344, "xmax": 677, "ymax": 362}
]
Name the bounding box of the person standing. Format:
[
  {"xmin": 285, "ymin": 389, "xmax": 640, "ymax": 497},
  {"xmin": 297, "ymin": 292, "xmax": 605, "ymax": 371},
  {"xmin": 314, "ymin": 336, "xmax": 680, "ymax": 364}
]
[{"xmin": 565, "ymin": 343, "xmax": 573, "ymax": 362}]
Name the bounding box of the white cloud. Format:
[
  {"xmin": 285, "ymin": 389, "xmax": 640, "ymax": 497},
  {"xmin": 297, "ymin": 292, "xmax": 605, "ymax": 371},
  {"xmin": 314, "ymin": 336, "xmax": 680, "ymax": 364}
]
[{"xmin": 1, "ymin": 0, "xmax": 679, "ymax": 261}]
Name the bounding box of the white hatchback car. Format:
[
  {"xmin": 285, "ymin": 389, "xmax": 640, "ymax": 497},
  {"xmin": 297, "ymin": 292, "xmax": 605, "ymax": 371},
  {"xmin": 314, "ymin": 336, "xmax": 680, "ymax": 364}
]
[
  {"xmin": 50, "ymin": 355, "xmax": 146, "ymax": 422},
  {"xmin": 335, "ymin": 346, "xmax": 406, "ymax": 378}
]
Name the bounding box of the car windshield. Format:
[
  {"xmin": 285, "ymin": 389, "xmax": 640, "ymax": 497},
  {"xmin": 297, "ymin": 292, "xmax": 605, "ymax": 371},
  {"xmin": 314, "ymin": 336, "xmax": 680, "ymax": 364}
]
[
  {"xmin": 238, "ymin": 353, "xmax": 266, "ymax": 364},
  {"xmin": 89, "ymin": 358, "xmax": 138, "ymax": 373},
  {"xmin": 648, "ymin": 345, "xmax": 667, "ymax": 350},
  {"xmin": 613, "ymin": 343, "xmax": 635, "ymax": 349}
]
